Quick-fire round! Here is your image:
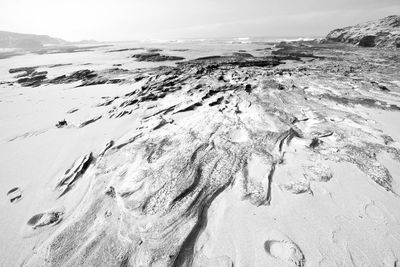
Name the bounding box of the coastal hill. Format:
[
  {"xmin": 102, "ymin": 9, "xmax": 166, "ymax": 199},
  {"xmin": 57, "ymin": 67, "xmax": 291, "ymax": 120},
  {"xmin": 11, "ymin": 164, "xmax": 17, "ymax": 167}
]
[
  {"xmin": 326, "ymin": 15, "xmax": 400, "ymax": 48},
  {"xmin": 0, "ymin": 30, "xmax": 68, "ymax": 49}
]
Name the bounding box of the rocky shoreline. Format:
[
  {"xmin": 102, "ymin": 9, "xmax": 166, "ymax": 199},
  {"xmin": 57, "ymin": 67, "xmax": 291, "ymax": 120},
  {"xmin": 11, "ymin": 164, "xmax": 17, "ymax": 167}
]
[
  {"xmin": 1, "ymin": 15, "xmax": 400, "ymax": 267},
  {"xmin": 3, "ymin": 39, "xmax": 397, "ymax": 266},
  {"xmin": 326, "ymin": 15, "xmax": 400, "ymax": 48}
]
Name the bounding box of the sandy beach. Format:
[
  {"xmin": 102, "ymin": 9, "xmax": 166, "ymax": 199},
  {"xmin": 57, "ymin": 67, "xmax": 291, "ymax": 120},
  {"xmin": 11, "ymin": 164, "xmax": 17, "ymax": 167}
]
[{"xmin": 1, "ymin": 16, "xmax": 400, "ymax": 266}]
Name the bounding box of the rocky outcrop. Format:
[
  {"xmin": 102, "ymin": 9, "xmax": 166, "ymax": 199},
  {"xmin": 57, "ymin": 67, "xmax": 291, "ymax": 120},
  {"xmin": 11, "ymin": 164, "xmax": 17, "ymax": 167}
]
[
  {"xmin": 132, "ymin": 52, "xmax": 185, "ymax": 62},
  {"xmin": 9, "ymin": 67, "xmax": 130, "ymax": 87},
  {"xmin": 326, "ymin": 15, "xmax": 400, "ymax": 48},
  {"xmin": 22, "ymin": 41, "xmax": 400, "ymax": 266},
  {"xmin": 55, "ymin": 153, "xmax": 93, "ymax": 197}
]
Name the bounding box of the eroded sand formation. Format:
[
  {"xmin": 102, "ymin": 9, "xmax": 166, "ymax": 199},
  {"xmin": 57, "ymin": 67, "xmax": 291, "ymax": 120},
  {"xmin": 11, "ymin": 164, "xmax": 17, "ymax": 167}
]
[{"xmin": 2, "ymin": 41, "xmax": 400, "ymax": 266}]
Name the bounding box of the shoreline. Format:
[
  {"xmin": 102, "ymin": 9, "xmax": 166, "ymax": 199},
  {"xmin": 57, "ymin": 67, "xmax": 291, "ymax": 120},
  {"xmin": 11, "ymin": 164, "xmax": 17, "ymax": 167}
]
[{"xmin": 1, "ymin": 39, "xmax": 400, "ymax": 266}]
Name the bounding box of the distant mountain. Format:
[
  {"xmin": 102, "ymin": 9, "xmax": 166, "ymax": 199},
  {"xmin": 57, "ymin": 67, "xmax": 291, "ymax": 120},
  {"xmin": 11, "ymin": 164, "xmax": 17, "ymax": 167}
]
[
  {"xmin": 326, "ymin": 15, "xmax": 400, "ymax": 48},
  {"xmin": 0, "ymin": 31, "xmax": 69, "ymax": 49}
]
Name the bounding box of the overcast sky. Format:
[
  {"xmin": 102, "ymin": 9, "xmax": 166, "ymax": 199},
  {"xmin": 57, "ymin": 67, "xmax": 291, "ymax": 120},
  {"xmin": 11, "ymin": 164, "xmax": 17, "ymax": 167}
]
[{"xmin": 1, "ymin": 0, "xmax": 399, "ymax": 41}]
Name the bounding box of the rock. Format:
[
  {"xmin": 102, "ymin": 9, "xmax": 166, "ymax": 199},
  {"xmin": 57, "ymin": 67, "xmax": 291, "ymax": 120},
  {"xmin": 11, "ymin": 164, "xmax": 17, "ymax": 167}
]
[
  {"xmin": 272, "ymin": 43, "xmax": 319, "ymax": 58},
  {"xmin": 9, "ymin": 67, "xmax": 38, "ymax": 74},
  {"xmin": 171, "ymin": 49, "xmax": 189, "ymax": 52},
  {"xmin": 245, "ymin": 84, "xmax": 252, "ymax": 93},
  {"xmin": 185, "ymin": 55, "xmax": 286, "ymax": 68},
  {"xmin": 68, "ymin": 69, "xmax": 97, "ymax": 80},
  {"xmin": 50, "ymin": 69, "xmax": 97, "ymax": 84},
  {"xmin": 79, "ymin": 115, "xmax": 102, "ymax": 128},
  {"xmin": 67, "ymin": 108, "xmax": 79, "ymax": 114},
  {"xmin": 56, "ymin": 119, "xmax": 68, "ymax": 128},
  {"xmin": 12, "ymin": 67, "xmax": 123, "ymax": 88},
  {"xmin": 208, "ymin": 96, "xmax": 224, "ymax": 106},
  {"xmin": 99, "ymin": 140, "xmax": 114, "ymax": 156},
  {"xmin": 132, "ymin": 52, "xmax": 185, "ymax": 62},
  {"xmin": 232, "ymin": 52, "xmax": 254, "ymax": 58},
  {"xmin": 105, "ymin": 186, "xmax": 116, "ymax": 198},
  {"xmin": 382, "ymin": 135, "xmax": 394, "ymax": 145},
  {"xmin": 15, "ymin": 68, "xmax": 48, "ymax": 87},
  {"xmin": 106, "ymin": 48, "xmax": 142, "ymax": 53},
  {"xmin": 48, "ymin": 63, "xmax": 73, "ymax": 68},
  {"xmin": 174, "ymin": 101, "xmax": 202, "ymax": 113},
  {"xmin": 56, "ymin": 153, "xmax": 93, "ymax": 197},
  {"xmin": 359, "ymin": 35, "xmax": 376, "ymax": 47},
  {"xmin": 309, "ymin": 138, "xmax": 322, "ymax": 149},
  {"xmin": 378, "ymin": 83, "xmax": 390, "ymax": 91},
  {"xmin": 96, "ymin": 97, "xmax": 117, "ymax": 107},
  {"xmin": 326, "ymin": 15, "xmax": 400, "ymax": 48}
]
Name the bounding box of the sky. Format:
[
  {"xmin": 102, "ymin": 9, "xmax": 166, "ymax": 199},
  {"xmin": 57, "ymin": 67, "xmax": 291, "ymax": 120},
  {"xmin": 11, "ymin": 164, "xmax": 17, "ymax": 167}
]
[{"xmin": 1, "ymin": 0, "xmax": 400, "ymax": 41}]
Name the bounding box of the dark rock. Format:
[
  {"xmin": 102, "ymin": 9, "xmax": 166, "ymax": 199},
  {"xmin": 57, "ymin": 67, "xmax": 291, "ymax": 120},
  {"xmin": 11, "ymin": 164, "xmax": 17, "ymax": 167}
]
[
  {"xmin": 309, "ymin": 138, "xmax": 322, "ymax": 149},
  {"xmin": 378, "ymin": 84, "xmax": 390, "ymax": 91},
  {"xmin": 9, "ymin": 66, "xmax": 37, "ymax": 74},
  {"xmin": 147, "ymin": 48, "xmax": 163, "ymax": 53},
  {"xmin": 56, "ymin": 119, "xmax": 68, "ymax": 128},
  {"xmin": 175, "ymin": 102, "xmax": 202, "ymax": 113},
  {"xmin": 79, "ymin": 116, "xmax": 102, "ymax": 128},
  {"xmin": 48, "ymin": 63, "xmax": 73, "ymax": 68},
  {"xmin": 194, "ymin": 55, "xmax": 222, "ymax": 61},
  {"xmin": 358, "ymin": 35, "xmax": 376, "ymax": 47},
  {"xmin": 70, "ymin": 69, "xmax": 97, "ymax": 80},
  {"xmin": 105, "ymin": 186, "xmax": 116, "ymax": 198},
  {"xmin": 232, "ymin": 52, "xmax": 254, "ymax": 58},
  {"xmin": 106, "ymin": 48, "xmax": 142, "ymax": 53},
  {"xmin": 209, "ymin": 96, "xmax": 224, "ymax": 106},
  {"xmin": 272, "ymin": 43, "xmax": 318, "ymax": 58},
  {"xmin": 245, "ymin": 84, "xmax": 252, "ymax": 93},
  {"xmin": 202, "ymin": 89, "xmax": 218, "ymax": 100},
  {"xmin": 67, "ymin": 108, "xmax": 78, "ymax": 114},
  {"xmin": 96, "ymin": 97, "xmax": 117, "ymax": 107},
  {"xmin": 17, "ymin": 74, "xmax": 47, "ymax": 87},
  {"xmin": 49, "ymin": 69, "xmax": 97, "ymax": 85},
  {"xmin": 171, "ymin": 49, "xmax": 189, "ymax": 52},
  {"xmin": 78, "ymin": 78, "xmax": 123, "ymax": 87},
  {"xmin": 132, "ymin": 52, "xmax": 185, "ymax": 62}
]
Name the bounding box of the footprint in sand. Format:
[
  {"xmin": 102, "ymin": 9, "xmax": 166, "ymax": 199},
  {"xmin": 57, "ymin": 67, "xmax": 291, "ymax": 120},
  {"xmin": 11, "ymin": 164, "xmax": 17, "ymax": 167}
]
[
  {"xmin": 364, "ymin": 201, "xmax": 386, "ymax": 222},
  {"xmin": 264, "ymin": 238, "xmax": 305, "ymax": 267},
  {"xmin": 383, "ymin": 250, "xmax": 399, "ymax": 267},
  {"xmin": 7, "ymin": 187, "xmax": 22, "ymax": 203},
  {"xmin": 27, "ymin": 210, "xmax": 64, "ymax": 230}
]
